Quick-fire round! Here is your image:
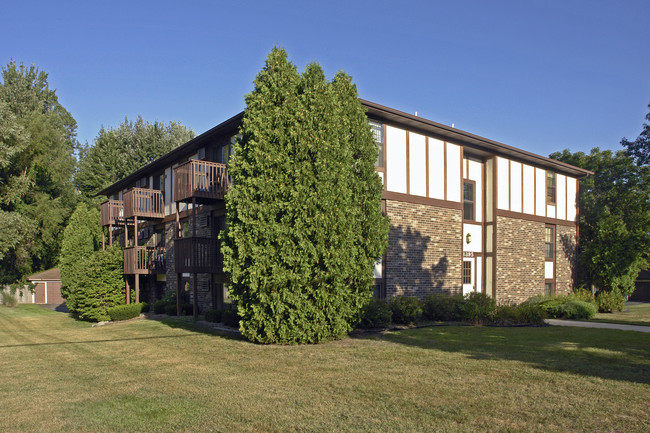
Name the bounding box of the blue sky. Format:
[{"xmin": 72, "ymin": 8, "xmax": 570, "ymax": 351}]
[{"xmin": 2, "ymin": 0, "xmax": 649, "ymax": 157}]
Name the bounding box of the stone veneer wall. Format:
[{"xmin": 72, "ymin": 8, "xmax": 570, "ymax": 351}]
[
  {"xmin": 385, "ymin": 200, "xmax": 462, "ymax": 298},
  {"xmin": 495, "ymin": 216, "xmax": 546, "ymax": 303},
  {"xmin": 555, "ymin": 224, "xmax": 577, "ymax": 295}
]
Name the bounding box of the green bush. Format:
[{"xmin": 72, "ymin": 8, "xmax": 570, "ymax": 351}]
[
  {"xmin": 570, "ymin": 288, "xmax": 595, "ymax": 303},
  {"xmin": 389, "ymin": 296, "xmax": 423, "ymax": 325},
  {"xmin": 359, "ymin": 298, "xmax": 392, "ymax": 328},
  {"xmin": 459, "ymin": 292, "xmax": 496, "ymax": 324},
  {"xmin": 422, "ymin": 294, "xmax": 463, "ymax": 321},
  {"xmin": 153, "ymin": 300, "xmax": 167, "ymax": 314},
  {"xmin": 1, "ymin": 290, "xmax": 18, "ymax": 307},
  {"xmin": 204, "ymin": 309, "xmax": 222, "ymax": 323},
  {"xmin": 181, "ymin": 303, "xmax": 194, "ymax": 316},
  {"xmin": 596, "ymin": 290, "xmax": 625, "ymax": 313},
  {"xmin": 63, "ymin": 245, "xmax": 125, "ymax": 322},
  {"xmin": 164, "ymin": 303, "xmax": 177, "ymax": 316},
  {"xmin": 140, "ymin": 302, "xmax": 149, "ymax": 313},
  {"xmin": 222, "ymin": 309, "xmax": 240, "ymax": 328},
  {"xmin": 555, "ymin": 300, "xmax": 597, "ymax": 320},
  {"xmin": 106, "ymin": 303, "xmax": 145, "ymax": 321},
  {"xmin": 492, "ymin": 303, "xmax": 546, "ymax": 326}
]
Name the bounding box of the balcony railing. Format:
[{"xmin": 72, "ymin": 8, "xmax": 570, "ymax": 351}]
[
  {"xmin": 124, "ymin": 246, "xmax": 166, "ymax": 274},
  {"xmin": 174, "ymin": 160, "xmax": 229, "ymax": 203},
  {"xmin": 123, "ymin": 188, "xmax": 164, "ymax": 219},
  {"xmin": 100, "ymin": 200, "xmax": 124, "ymax": 226},
  {"xmin": 175, "ymin": 237, "xmax": 223, "ymax": 274}
]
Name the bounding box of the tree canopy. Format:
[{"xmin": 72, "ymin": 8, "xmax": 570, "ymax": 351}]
[
  {"xmin": 0, "ymin": 61, "xmax": 78, "ymax": 283},
  {"xmin": 222, "ymin": 48, "xmax": 389, "ymax": 344},
  {"xmin": 550, "ymin": 104, "xmax": 650, "ymax": 295},
  {"xmin": 76, "ymin": 116, "xmax": 195, "ymax": 196}
]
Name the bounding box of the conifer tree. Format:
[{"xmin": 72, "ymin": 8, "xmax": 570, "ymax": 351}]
[{"xmin": 223, "ymin": 48, "xmax": 389, "ymax": 343}]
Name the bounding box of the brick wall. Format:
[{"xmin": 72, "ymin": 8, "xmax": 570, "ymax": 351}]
[
  {"xmin": 555, "ymin": 224, "xmax": 577, "ymax": 295},
  {"xmin": 495, "ymin": 216, "xmax": 545, "ymax": 303},
  {"xmin": 385, "ymin": 200, "xmax": 462, "ymax": 298}
]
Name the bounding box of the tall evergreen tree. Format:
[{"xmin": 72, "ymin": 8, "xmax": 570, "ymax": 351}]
[
  {"xmin": 0, "ymin": 61, "xmax": 78, "ymax": 283},
  {"xmin": 76, "ymin": 116, "xmax": 195, "ymax": 196},
  {"xmin": 223, "ymin": 48, "xmax": 389, "ymax": 343}
]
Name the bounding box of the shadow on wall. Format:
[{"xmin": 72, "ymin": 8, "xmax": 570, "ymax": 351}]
[
  {"xmin": 389, "ymin": 224, "xmax": 451, "ymax": 297},
  {"xmin": 559, "ymin": 233, "xmax": 577, "ymax": 285}
]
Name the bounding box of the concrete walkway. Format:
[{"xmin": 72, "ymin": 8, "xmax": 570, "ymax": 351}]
[{"xmin": 545, "ymin": 319, "xmax": 650, "ymax": 333}]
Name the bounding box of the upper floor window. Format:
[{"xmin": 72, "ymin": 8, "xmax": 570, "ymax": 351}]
[
  {"xmin": 369, "ymin": 120, "xmax": 384, "ymax": 168},
  {"xmin": 463, "ymin": 181, "xmax": 475, "ymax": 221},
  {"xmin": 545, "ymin": 226, "xmax": 555, "ymax": 259},
  {"xmin": 546, "ymin": 171, "xmax": 556, "ymax": 204}
]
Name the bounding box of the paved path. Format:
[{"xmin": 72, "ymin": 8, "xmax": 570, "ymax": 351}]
[{"xmin": 545, "ymin": 319, "xmax": 650, "ymax": 333}]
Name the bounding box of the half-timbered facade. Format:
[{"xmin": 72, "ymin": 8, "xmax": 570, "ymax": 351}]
[{"xmin": 99, "ymin": 101, "xmax": 591, "ymax": 313}]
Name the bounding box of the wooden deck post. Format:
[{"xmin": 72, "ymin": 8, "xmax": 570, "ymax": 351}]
[
  {"xmin": 125, "ymin": 276, "xmax": 130, "ymax": 304},
  {"xmin": 135, "ymin": 275, "xmax": 140, "ymax": 304},
  {"xmin": 109, "ymin": 223, "xmax": 113, "ymax": 246},
  {"xmin": 102, "ymin": 227, "xmax": 105, "ymax": 251},
  {"xmin": 192, "ymin": 197, "xmax": 198, "ymax": 320}
]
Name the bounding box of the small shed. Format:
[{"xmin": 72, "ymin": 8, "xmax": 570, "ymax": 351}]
[{"xmin": 25, "ymin": 268, "xmax": 64, "ymax": 304}]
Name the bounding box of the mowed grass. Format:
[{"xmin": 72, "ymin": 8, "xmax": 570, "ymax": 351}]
[
  {"xmin": 591, "ymin": 302, "xmax": 650, "ymax": 327},
  {"xmin": 0, "ymin": 305, "xmax": 648, "ymax": 433}
]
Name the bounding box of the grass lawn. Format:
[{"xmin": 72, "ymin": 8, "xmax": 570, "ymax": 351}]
[
  {"xmin": 591, "ymin": 303, "xmax": 650, "ymax": 327},
  {"xmin": 0, "ymin": 305, "xmax": 648, "ymax": 433}
]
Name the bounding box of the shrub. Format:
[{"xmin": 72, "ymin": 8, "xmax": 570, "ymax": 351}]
[
  {"xmin": 596, "ymin": 290, "xmax": 625, "ymax": 313},
  {"xmin": 555, "ymin": 300, "xmax": 597, "ymax": 320},
  {"xmin": 140, "ymin": 302, "xmax": 150, "ymax": 313},
  {"xmin": 512, "ymin": 302, "xmax": 547, "ymax": 325},
  {"xmin": 570, "ymin": 288, "xmax": 595, "ymax": 303},
  {"xmin": 359, "ymin": 298, "xmax": 392, "ymax": 328},
  {"xmin": 459, "ymin": 292, "xmax": 496, "ymax": 324},
  {"xmin": 181, "ymin": 303, "xmax": 194, "ymax": 316},
  {"xmin": 106, "ymin": 303, "xmax": 145, "ymax": 321},
  {"xmin": 1, "ymin": 290, "xmax": 18, "ymax": 307},
  {"xmin": 165, "ymin": 303, "xmax": 177, "ymax": 316},
  {"xmin": 153, "ymin": 300, "xmax": 167, "ymax": 314},
  {"xmin": 422, "ymin": 294, "xmax": 463, "ymax": 321},
  {"xmin": 389, "ymin": 296, "xmax": 423, "ymax": 325},
  {"xmin": 204, "ymin": 309, "xmax": 222, "ymax": 323},
  {"xmin": 221, "ymin": 309, "xmax": 240, "ymax": 328}
]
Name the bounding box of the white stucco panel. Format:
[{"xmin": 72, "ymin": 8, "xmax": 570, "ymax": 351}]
[
  {"xmin": 409, "ymin": 132, "xmax": 427, "ymax": 197},
  {"xmin": 556, "ymin": 174, "xmax": 566, "ymax": 220},
  {"xmin": 428, "ymin": 138, "xmax": 445, "ymax": 200},
  {"xmin": 497, "ymin": 157, "xmax": 509, "ymax": 210},
  {"xmin": 386, "ymin": 126, "xmax": 407, "ymax": 194},
  {"xmin": 566, "ymin": 176, "xmax": 577, "ymax": 221},
  {"xmin": 463, "ymin": 224, "xmax": 482, "ymax": 253},
  {"xmin": 545, "ymin": 261, "xmax": 554, "ymax": 279},
  {"xmin": 446, "ymin": 143, "xmax": 461, "ymax": 202},
  {"xmin": 468, "ymin": 159, "xmax": 482, "ymax": 222},
  {"xmin": 535, "ymin": 168, "xmax": 546, "ymax": 216},
  {"xmin": 522, "ymin": 164, "xmax": 535, "ymax": 214},
  {"xmin": 510, "ymin": 161, "xmax": 522, "ymax": 213}
]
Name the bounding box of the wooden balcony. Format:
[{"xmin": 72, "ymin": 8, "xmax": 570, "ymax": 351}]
[
  {"xmin": 174, "ymin": 160, "xmax": 229, "ymax": 204},
  {"xmin": 123, "ymin": 188, "xmax": 164, "ymax": 220},
  {"xmin": 175, "ymin": 237, "xmax": 223, "ymax": 274},
  {"xmin": 124, "ymin": 246, "xmax": 166, "ymax": 275},
  {"xmin": 100, "ymin": 200, "xmax": 124, "ymax": 226}
]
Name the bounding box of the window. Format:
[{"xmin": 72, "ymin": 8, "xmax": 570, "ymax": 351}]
[
  {"xmin": 545, "ymin": 226, "xmax": 554, "ymax": 259},
  {"xmin": 463, "ymin": 261, "xmax": 472, "ymax": 285},
  {"xmin": 369, "ymin": 120, "xmax": 384, "ymax": 167},
  {"xmin": 463, "ymin": 181, "xmax": 475, "ymax": 221},
  {"xmin": 545, "ymin": 282, "xmax": 555, "ymax": 296},
  {"xmin": 546, "ymin": 171, "xmax": 556, "ymax": 204}
]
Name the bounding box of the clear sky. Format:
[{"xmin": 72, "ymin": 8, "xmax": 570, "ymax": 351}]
[{"xmin": 2, "ymin": 0, "xmax": 649, "ymax": 157}]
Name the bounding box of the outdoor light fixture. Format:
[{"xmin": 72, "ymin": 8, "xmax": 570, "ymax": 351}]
[{"xmin": 466, "ymin": 233, "xmax": 472, "ymax": 244}]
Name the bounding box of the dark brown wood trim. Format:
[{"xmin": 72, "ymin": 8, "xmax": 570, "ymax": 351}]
[
  {"xmin": 521, "ymin": 163, "xmax": 524, "ymax": 214},
  {"xmin": 383, "ymin": 124, "xmax": 387, "ymax": 191},
  {"xmin": 382, "ymin": 191, "xmax": 463, "ymax": 211},
  {"xmin": 565, "ymin": 175, "xmax": 568, "ymax": 221},
  {"xmin": 496, "ymin": 209, "xmax": 577, "ymax": 227}
]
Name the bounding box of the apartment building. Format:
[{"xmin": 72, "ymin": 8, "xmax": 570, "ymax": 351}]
[{"xmin": 99, "ymin": 100, "xmax": 591, "ymax": 313}]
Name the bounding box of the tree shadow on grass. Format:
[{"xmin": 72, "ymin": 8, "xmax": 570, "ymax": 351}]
[
  {"xmin": 352, "ymin": 326, "xmax": 650, "ymax": 385},
  {"xmin": 147, "ymin": 315, "xmax": 246, "ymax": 342}
]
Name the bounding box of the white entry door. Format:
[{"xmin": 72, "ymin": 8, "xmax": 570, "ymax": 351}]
[{"xmin": 462, "ymin": 258, "xmax": 475, "ymax": 295}]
